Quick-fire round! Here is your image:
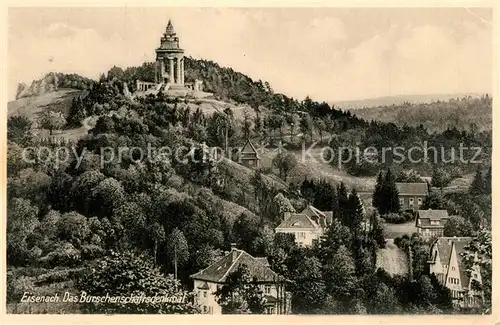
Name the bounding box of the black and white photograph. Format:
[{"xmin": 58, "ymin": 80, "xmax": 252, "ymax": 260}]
[{"xmin": 3, "ymin": 4, "xmax": 495, "ymax": 318}]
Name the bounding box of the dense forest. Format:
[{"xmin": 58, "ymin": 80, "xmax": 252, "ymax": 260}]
[
  {"xmin": 350, "ymin": 96, "xmax": 492, "ymax": 133},
  {"xmin": 6, "ymin": 57, "xmax": 492, "ymax": 314}
]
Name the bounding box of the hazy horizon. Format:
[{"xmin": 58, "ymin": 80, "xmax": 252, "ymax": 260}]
[{"xmin": 8, "ymin": 7, "xmax": 493, "ymax": 102}]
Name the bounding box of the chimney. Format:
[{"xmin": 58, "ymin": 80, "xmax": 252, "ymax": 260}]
[{"xmin": 230, "ymin": 243, "xmax": 237, "ymax": 251}]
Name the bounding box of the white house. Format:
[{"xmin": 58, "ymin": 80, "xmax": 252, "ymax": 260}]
[
  {"xmin": 275, "ymin": 205, "xmax": 334, "ymax": 247},
  {"xmin": 190, "ymin": 246, "xmax": 289, "ymax": 314},
  {"xmin": 428, "ymin": 237, "xmax": 483, "ymax": 308}
]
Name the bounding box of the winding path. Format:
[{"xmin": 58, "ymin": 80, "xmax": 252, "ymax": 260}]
[{"xmin": 376, "ymin": 239, "xmax": 409, "ymax": 276}]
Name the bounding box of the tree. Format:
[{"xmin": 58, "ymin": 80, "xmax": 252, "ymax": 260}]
[
  {"xmin": 39, "ymin": 110, "xmax": 66, "ymax": 135},
  {"xmin": 47, "ymin": 170, "xmax": 73, "ymax": 212},
  {"xmin": 7, "ymin": 198, "xmax": 40, "ymax": 266},
  {"xmin": 337, "ymin": 182, "xmax": 349, "ymax": 218},
  {"xmin": 372, "ymin": 171, "xmax": 384, "ymax": 209},
  {"xmin": 484, "ymin": 166, "xmax": 491, "ymax": 194},
  {"xmin": 271, "ymin": 193, "xmax": 295, "ymax": 223},
  {"xmin": 421, "ymin": 193, "xmax": 444, "ymax": 210},
  {"xmin": 67, "ymin": 97, "xmax": 86, "ymax": 127},
  {"xmin": 367, "ymin": 282, "xmax": 401, "ymax": 314},
  {"xmin": 241, "ymin": 107, "xmax": 253, "ymax": 138},
  {"xmin": 443, "ymin": 215, "xmax": 473, "ymax": 237},
  {"xmin": 76, "ymin": 250, "xmax": 199, "ymax": 313},
  {"xmin": 315, "ymin": 117, "xmax": 327, "ymax": 143},
  {"xmin": 319, "ymin": 218, "xmax": 352, "ymax": 260},
  {"xmin": 166, "ymin": 228, "xmax": 189, "ymax": 280},
  {"xmin": 469, "ymin": 167, "xmax": 486, "ymax": 195},
  {"xmin": 57, "ymin": 212, "xmax": 90, "ymax": 248},
  {"xmin": 395, "ymin": 169, "xmax": 422, "ymax": 183},
  {"xmin": 232, "ymin": 213, "xmax": 260, "ymax": 255},
  {"xmin": 323, "ymin": 245, "xmax": 357, "ymax": 300},
  {"xmin": 369, "ymin": 213, "xmax": 386, "ymax": 249},
  {"xmin": 8, "ymin": 115, "xmax": 32, "ymax": 145},
  {"xmin": 460, "ymin": 229, "xmax": 492, "ymax": 312},
  {"xmin": 345, "ymin": 189, "xmax": 364, "ymax": 232},
  {"xmin": 383, "ymin": 168, "xmax": 400, "ymax": 214},
  {"xmin": 431, "ymin": 167, "xmax": 451, "ymax": 193},
  {"xmin": 148, "ymin": 222, "xmax": 165, "ymax": 266},
  {"xmin": 214, "ymin": 264, "xmax": 266, "ymax": 314},
  {"xmin": 88, "ymin": 177, "xmax": 126, "ymax": 218},
  {"xmin": 290, "ymin": 255, "xmax": 327, "ymax": 314},
  {"xmin": 374, "ymin": 169, "xmax": 400, "ymax": 215},
  {"xmin": 299, "ymin": 114, "xmax": 314, "ymax": 142},
  {"xmin": 272, "ymin": 151, "xmax": 297, "ymax": 181}
]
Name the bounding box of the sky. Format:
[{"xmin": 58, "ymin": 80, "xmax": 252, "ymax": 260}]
[{"xmin": 8, "ymin": 7, "xmax": 493, "ymax": 101}]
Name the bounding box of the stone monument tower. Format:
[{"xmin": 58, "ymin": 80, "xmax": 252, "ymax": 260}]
[{"xmin": 155, "ymin": 20, "xmax": 185, "ymax": 85}]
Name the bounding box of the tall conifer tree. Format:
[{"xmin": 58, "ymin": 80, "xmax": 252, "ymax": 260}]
[{"xmin": 469, "ymin": 167, "xmax": 486, "ymax": 195}]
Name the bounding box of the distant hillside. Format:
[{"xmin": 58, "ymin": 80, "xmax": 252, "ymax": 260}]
[
  {"xmin": 332, "ymin": 93, "xmax": 484, "ymax": 110},
  {"xmin": 15, "ymin": 72, "xmax": 94, "ymax": 100},
  {"xmin": 345, "ymin": 95, "xmax": 492, "ymax": 132}
]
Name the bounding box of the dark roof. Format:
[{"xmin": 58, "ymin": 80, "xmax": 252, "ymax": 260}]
[
  {"xmin": 418, "ymin": 209, "xmax": 449, "ymax": 219},
  {"xmin": 190, "ymin": 249, "xmax": 283, "ymax": 283},
  {"xmin": 300, "ymin": 205, "xmax": 334, "ymax": 228},
  {"xmin": 417, "ymin": 210, "xmax": 450, "ymax": 228},
  {"xmin": 276, "ymin": 213, "xmax": 319, "ymax": 230},
  {"xmin": 432, "ymin": 237, "xmax": 473, "ymax": 288},
  {"xmin": 396, "ymin": 183, "xmax": 429, "ymax": 196},
  {"xmin": 240, "ymin": 139, "xmax": 259, "ymax": 158}
]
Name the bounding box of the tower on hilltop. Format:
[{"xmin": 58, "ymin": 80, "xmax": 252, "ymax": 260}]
[{"xmin": 155, "ymin": 20, "xmax": 185, "ymax": 85}]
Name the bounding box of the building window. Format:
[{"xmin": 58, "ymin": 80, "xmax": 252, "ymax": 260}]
[
  {"xmin": 203, "ymin": 306, "xmax": 207, "ymax": 313},
  {"xmin": 418, "ymin": 198, "xmax": 423, "ymax": 205},
  {"xmin": 409, "ymin": 198, "xmax": 414, "ymax": 206},
  {"xmin": 248, "ymin": 160, "xmax": 254, "ymax": 166},
  {"xmin": 399, "ymin": 198, "xmax": 404, "ymax": 205},
  {"xmin": 203, "ymin": 291, "xmax": 207, "ymax": 298},
  {"xmin": 451, "ymin": 266, "xmax": 456, "ymax": 271},
  {"xmin": 298, "ymin": 232, "xmax": 306, "ymax": 239},
  {"xmin": 473, "ymin": 273, "xmax": 478, "ymax": 279},
  {"xmin": 209, "ymin": 306, "xmax": 213, "ymax": 314},
  {"xmin": 264, "ymin": 285, "xmax": 271, "ymax": 294},
  {"xmin": 266, "ymin": 307, "xmax": 274, "ymax": 314}
]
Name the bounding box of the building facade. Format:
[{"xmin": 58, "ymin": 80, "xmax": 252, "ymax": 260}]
[
  {"xmin": 275, "ymin": 206, "xmax": 333, "ymax": 247},
  {"xmin": 428, "ymin": 237, "xmax": 483, "ymax": 308},
  {"xmin": 238, "ymin": 139, "xmax": 260, "ymax": 168},
  {"xmin": 416, "ymin": 209, "xmax": 450, "ymax": 238},
  {"xmin": 155, "ymin": 20, "xmax": 185, "ymax": 85},
  {"xmin": 190, "ymin": 247, "xmax": 289, "ymax": 314},
  {"xmin": 396, "ymin": 182, "xmax": 428, "ymax": 210}
]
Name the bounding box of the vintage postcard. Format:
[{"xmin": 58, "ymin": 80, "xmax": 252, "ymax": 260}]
[{"xmin": 1, "ymin": 2, "xmax": 497, "ymax": 324}]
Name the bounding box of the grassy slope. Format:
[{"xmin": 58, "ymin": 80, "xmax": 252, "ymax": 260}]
[{"xmin": 8, "ymin": 89, "xmax": 81, "ymax": 118}]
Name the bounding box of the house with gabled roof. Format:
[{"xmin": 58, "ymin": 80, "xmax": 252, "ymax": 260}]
[
  {"xmin": 190, "ymin": 245, "xmax": 289, "ymax": 314},
  {"xmin": 275, "ymin": 205, "xmax": 334, "ymax": 247},
  {"xmin": 416, "ymin": 209, "xmax": 450, "ymax": 238},
  {"xmin": 396, "ymin": 182, "xmax": 429, "ymax": 210},
  {"xmin": 428, "ymin": 237, "xmax": 483, "ymax": 308},
  {"xmin": 238, "ymin": 138, "xmax": 260, "ymax": 168}
]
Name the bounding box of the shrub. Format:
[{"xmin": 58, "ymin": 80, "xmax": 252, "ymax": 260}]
[
  {"xmin": 39, "ymin": 242, "xmax": 81, "ymax": 268},
  {"xmin": 381, "ymin": 213, "xmax": 407, "ymax": 224}
]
